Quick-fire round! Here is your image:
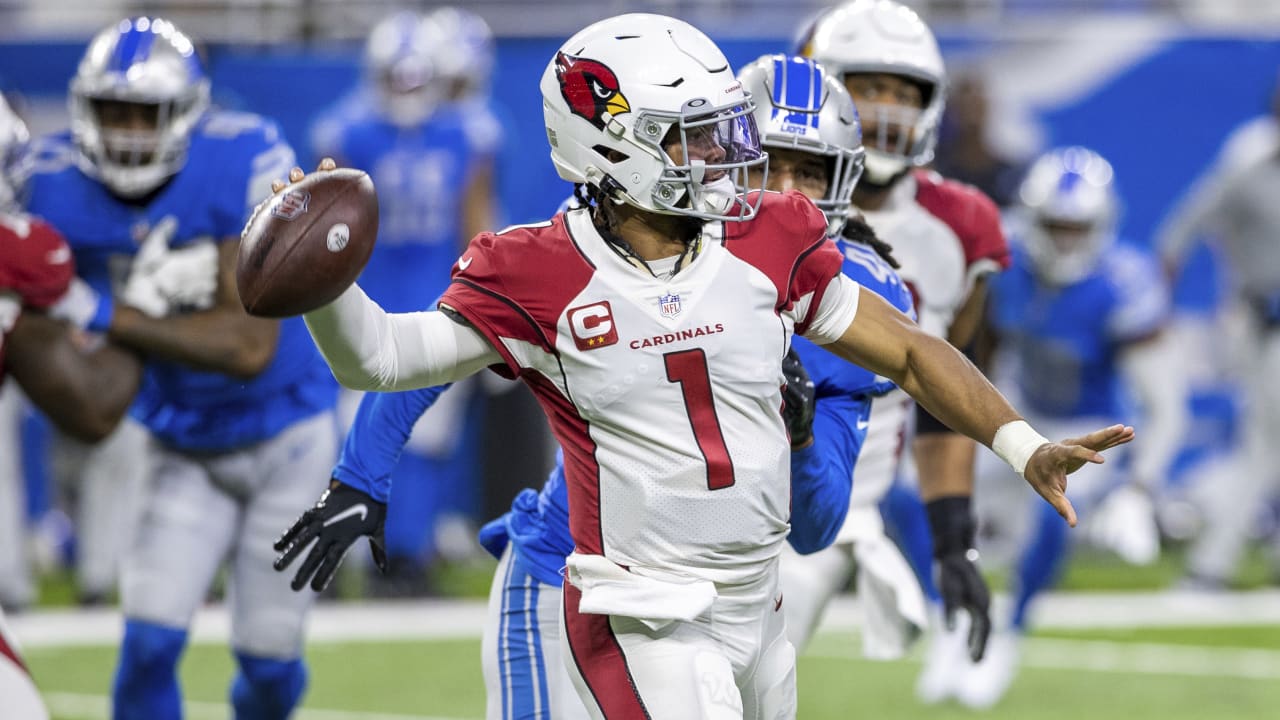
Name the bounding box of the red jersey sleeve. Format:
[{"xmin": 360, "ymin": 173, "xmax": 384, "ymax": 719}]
[
  {"xmin": 725, "ymin": 191, "xmax": 844, "ymax": 335},
  {"xmin": 913, "ymin": 170, "xmax": 1011, "ymax": 277},
  {"xmin": 0, "ymin": 214, "xmax": 75, "ymax": 310},
  {"xmin": 438, "ymin": 216, "xmax": 596, "ymax": 378}
]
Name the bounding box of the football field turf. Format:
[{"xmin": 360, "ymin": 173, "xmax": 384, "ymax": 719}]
[{"xmin": 20, "ymin": 596, "xmax": 1280, "ymax": 720}]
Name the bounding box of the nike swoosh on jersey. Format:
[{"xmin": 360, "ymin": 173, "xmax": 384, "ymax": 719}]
[
  {"xmin": 323, "ymin": 504, "xmax": 368, "ymax": 527},
  {"xmin": 856, "ymin": 418, "xmax": 870, "ymax": 430},
  {"xmin": 458, "ymin": 256, "xmax": 473, "ymax": 271}
]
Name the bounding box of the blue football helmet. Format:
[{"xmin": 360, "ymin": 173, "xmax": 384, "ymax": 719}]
[
  {"xmin": 69, "ymin": 17, "xmax": 210, "ymax": 198},
  {"xmin": 365, "ymin": 11, "xmax": 448, "ymax": 127},
  {"xmin": 1015, "ymin": 146, "xmax": 1119, "ymax": 286},
  {"xmin": 427, "ymin": 6, "xmax": 495, "ymax": 101},
  {"xmin": 0, "ymin": 92, "xmax": 30, "ymax": 211},
  {"xmin": 738, "ymin": 54, "xmax": 864, "ymax": 236}
]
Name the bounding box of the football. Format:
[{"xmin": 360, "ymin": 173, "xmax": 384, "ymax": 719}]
[{"xmin": 236, "ymin": 168, "xmax": 378, "ymax": 317}]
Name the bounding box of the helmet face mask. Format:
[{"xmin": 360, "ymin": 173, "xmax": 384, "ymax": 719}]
[
  {"xmin": 636, "ymin": 100, "xmax": 766, "ymax": 220},
  {"xmin": 542, "ymin": 14, "xmax": 769, "ymax": 224},
  {"xmin": 70, "ymin": 16, "xmax": 209, "ymax": 199},
  {"xmin": 738, "ymin": 54, "xmax": 864, "ymax": 235},
  {"xmin": 1015, "ymin": 146, "xmax": 1119, "ymax": 286}
]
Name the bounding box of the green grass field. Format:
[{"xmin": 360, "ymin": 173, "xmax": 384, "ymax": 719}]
[{"xmin": 26, "ymin": 623, "xmax": 1280, "ymax": 720}]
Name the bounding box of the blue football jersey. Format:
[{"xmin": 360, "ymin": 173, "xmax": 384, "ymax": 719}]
[
  {"xmin": 27, "ymin": 111, "xmax": 337, "ymax": 451},
  {"xmin": 310, "ymin": 95, "xmax": 500, "ymax": 313},
  {"xmin": 989, "ymin": 243, "xmax": 1170, "ymax": 419},
  {"xmin": 794, "ymin": 238, "xmax": 916, "ymax": 400}
]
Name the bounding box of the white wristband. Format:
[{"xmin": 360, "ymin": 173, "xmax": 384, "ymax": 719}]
[{"xmin": 992, "ymin": 420, "xmax": 1050, "ymax": 477}]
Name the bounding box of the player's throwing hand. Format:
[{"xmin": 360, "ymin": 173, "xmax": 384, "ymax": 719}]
[
  {"xmin": 1023, "ymin": 424, "xmax": 1136, "ymax": 527},
  {"xmin": 273, "ymin": 480, "xmax": 388, "ymax": 592}
]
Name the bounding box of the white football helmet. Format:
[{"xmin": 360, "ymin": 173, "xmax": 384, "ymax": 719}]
[
  {"xmin": 427, "ymin": 6, "xmax": 495, "ymax": 101},
  {"xmin": 1015, "ymin": 146, "xmax": 1119, "ymax": 286},
  {"xmin": 69, "ymin": 17, "xmax": 210, "ymax": 198},
  {"xmin": 738, "ymin": 54, "xmax": 864, "ymax": 236},
  {"xmin": 800, "ymin": 0, "xmax": 946, "ymax": 184},
  {"xmin": 0, "ymin": 93, "xmax": 30, "ymax": 211},
  {"xmin": 365, "ymin": 11, "xmax": 447, "ymax": 127},
  {"xmin": 541, "ymin": 14, "xmax": 767, "ymax": 222}
]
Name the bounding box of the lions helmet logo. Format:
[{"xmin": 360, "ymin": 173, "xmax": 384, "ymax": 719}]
[{"xmin": 555, "ymin": 52, "xmax": 631, "ymax": 130}]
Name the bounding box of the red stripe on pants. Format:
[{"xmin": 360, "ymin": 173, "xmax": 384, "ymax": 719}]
[{"xmin": 563, "ymin": 579, "xmax": 651, "ymax": 719}]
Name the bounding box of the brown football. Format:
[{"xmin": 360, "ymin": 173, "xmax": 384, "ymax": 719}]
[{"xmin": 236, "ymin": 168, "xmax": 378, "ymax": 317}]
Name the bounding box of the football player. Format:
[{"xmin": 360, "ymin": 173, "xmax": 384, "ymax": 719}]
[
  {"xmin": 25, "ymin": 18, "xmax": 338, "ymax": 720},
  {"xmin": 275, "ymin": 14, "xmax": 1130, "ymax": 718},
  {"xmin": 0, "ymin": 90, "xmax": 155, "ymax": 611},
  {"xmin": 800, "ymin": 0, "xmax": 1012, "ymax": 696},
  {"xmin": 309, "ymin": 9, "xmax": 498, "ymax": 592},
  {"xmin": 964, "ymin": 147, "xmax": 1185, "ymax": 708},
  {"xmin": 292, "ymin": 54, "xmax": 908, "ymax": 720}
]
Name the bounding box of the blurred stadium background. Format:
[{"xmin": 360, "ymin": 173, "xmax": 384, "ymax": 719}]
[{"xmin": 2, "ymin": 1, "xmax": 1279, "ymax": 719}]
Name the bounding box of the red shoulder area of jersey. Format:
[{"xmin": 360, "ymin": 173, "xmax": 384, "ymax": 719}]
[
  {"xmin": 439, "ymin": 214, "xmax": 597, "ymax": 374},
  {"xmin": 723, "ymin": 191, "xmax": 843, "ymax": 331},
  {"xmin": 0, "ymin": 213, "xmax": 75, "ymax": 310},
  {"xmin": 912, "ymin": 169, "xmax": 1011, "ymax": 271}
]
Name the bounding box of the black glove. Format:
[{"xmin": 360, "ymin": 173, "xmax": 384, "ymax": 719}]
[
  {"xmin": 781, "ymin": 348, "xmax": 816, "ymax": 450},
  {"xmin": 273, "ymin": 480, "xmax": 388, "ymax": 592},
  {"xmin": 926, "ymin": 495, "xmax": 991, "ymax": 662}
]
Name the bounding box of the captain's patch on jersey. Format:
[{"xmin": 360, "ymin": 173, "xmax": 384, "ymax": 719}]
[{"xmin": 568, "ymin": 301, "xmax": 618, "ymax": 351}]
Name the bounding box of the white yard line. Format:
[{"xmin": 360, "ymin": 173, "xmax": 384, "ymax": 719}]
[
  {"xmin": 806, "ymin": 636, "xmax": 1280, "ymax": 681},
  {"xmin": 12, "ymin": 590, "xmax": 1280, "ymax": 650},
  {"xmin": 44, "ymin": 692, "xmax": 477, "ymax": 720}
]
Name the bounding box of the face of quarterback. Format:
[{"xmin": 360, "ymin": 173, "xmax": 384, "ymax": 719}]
[
  {"xmin": 751, "ymin": 146, "xmax": 830, "ymax": 201},
  {"xmin": 662, "ymin": 122, "xmax": 728, "ymax": 183},
  {"xmin": 842, "ymin": 72, "xmax": 925, "ymax": 157}
]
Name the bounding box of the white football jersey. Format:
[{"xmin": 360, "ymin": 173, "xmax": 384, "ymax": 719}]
[
  {"xmin": 440, "ymin": 192, "xmax": 855, "ymax": 585},
  {"xmin": 838, "ymin": 170, "xmax": 1009, "ymax": 525},
  {"xmin": 861, "ymin": 169, "xmax": 1008, "ymax": 340}
]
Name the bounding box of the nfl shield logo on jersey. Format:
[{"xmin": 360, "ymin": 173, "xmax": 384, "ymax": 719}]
[{"xmin": 659, "ymin": 292, "xmax": 682, "ymax": 318}]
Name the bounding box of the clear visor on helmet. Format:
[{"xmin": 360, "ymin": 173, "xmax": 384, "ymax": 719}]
[{"xmin": 635, "ymin": 99, "xmax": 768, "ymax": 222}]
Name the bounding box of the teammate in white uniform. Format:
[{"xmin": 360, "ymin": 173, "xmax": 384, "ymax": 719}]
[
  {"xmin": 273, "ymin": 14, "xmax": 1132, "ymax": 719},
  {"xmin": 797, "ymin": 0, "xmax": 1012, "ymax": 686}
]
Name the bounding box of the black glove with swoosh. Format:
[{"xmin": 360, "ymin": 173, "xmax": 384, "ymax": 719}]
[{"xmin": 273, "ymin": 480, "xmax": 387, "ymax": 592}]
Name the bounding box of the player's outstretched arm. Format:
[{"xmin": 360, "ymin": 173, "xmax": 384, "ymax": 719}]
[
  {"xmin": 825, "ymin": 286, "xmax": 1134, "ymax": 526},
  {"xmin": 268, "ymin": 162, "xmax": 503, "ymax": 391},
  {"xmin": 6, "ymin": 312, "xmax": 142, "ymax": 443},
  {"xmin": 332, "ymin": 384, "xmax": 451, "ymax": 503}
]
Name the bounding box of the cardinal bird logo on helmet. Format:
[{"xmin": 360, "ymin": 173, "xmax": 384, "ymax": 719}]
[{"xmin": 555, "ymin": 52, "xmax": 631, "ymax": 130}]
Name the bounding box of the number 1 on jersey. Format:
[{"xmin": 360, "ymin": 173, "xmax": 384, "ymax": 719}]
[{"xmin": 664, "ymin": 349, "xmax": 736, "ymax": 490}]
